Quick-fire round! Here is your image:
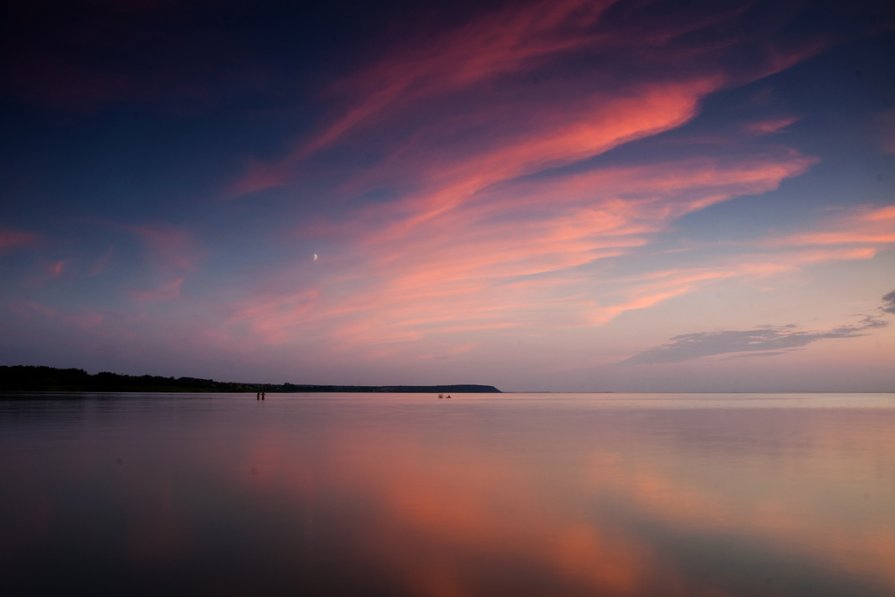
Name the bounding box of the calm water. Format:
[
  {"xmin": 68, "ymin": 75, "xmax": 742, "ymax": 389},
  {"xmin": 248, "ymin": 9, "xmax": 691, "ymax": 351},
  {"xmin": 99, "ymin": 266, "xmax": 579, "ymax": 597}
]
[{"xmin": 1, "ymin": 393, "xmax": 894, "ymax": 596}]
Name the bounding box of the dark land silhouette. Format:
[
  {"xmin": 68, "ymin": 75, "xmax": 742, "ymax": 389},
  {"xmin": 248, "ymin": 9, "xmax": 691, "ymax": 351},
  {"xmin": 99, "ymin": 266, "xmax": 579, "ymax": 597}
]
[{"xmin": 0, "ymin": 365, "xmax": 500, "ymax": 394}]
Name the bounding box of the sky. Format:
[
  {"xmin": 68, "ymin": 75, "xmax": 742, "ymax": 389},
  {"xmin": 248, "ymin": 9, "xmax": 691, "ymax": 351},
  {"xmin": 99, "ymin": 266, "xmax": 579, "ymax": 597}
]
[{"xmin": 1, "ymin": 0, "xmax": 894, "ymax": 391}]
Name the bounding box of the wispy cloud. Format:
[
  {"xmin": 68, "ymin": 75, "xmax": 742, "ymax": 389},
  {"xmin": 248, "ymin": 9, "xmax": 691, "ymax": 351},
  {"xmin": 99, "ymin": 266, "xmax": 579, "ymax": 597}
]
[
  {"xmin": 46, "ymin": 259, "xmax": 66, "ymax": 278},
  {"xmin": 768, "ymin": 205, "xmax": 895, "ymax": 248},
  {"xmin": 0, "ymin": 229, "xmax": 38, "ymax": 253},
  {"xmin": 306, "ymin": 0, "xmax": 616, "ymax": 155},
  {"xmin": 882, "ymin": 290, "xmax": 895, "ymax": 315},
  {"xmin": 623, "ymin": 291, "xmax": 895, "ymax": 365},
  {"xmin": 212, "ymin": 1, "xmax": 872, "ymax": 371},
  {"xmin": 230, "ymin": 0, "xmax": 831, "ymax": 196},
  {"xmin": 213, "ymin": 0, "xmax": 859, "ymax": 368},
  {"xmin": 231, "ymin": 0, "xmax": 618, "ymax": 195},
  {"xmin": 222, "ymin": 144, "xmax": 816, "ymax": 354},
  {"xmin": 742, "ymin": 116, "xmax": 799, "ymax": 136}
]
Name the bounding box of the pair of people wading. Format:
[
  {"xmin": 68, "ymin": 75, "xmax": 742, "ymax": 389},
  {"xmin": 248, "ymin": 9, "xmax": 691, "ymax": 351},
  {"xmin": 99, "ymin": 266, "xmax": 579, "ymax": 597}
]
[{"xmin": 256, "ymin": 391, "xmax": 266, "ymax": 400}]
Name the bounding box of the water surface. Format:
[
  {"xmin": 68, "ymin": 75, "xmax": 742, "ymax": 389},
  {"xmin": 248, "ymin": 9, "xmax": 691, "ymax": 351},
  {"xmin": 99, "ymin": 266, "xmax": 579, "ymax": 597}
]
[{"xmin": 2, "ymin": 393, "xmax": 894, "ymax": 596}]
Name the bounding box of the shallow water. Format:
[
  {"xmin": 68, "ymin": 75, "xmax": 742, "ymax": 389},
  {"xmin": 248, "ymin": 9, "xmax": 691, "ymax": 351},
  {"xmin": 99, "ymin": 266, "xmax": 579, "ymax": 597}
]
[{"xmin": 1, "ymin": 392, "xmax": 894, "ymax": 596}]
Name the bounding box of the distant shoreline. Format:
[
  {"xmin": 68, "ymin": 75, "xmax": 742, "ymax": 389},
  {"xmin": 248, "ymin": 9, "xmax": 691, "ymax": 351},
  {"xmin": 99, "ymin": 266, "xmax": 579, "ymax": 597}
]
[{"xmin": 0, "ymin": 366, "xmax": 501, "ymax": 394}]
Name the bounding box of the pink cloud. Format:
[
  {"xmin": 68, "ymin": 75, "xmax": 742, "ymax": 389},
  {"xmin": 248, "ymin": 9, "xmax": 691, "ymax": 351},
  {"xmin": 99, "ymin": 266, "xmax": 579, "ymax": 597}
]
[
  {"xmin": 298, "ymin": 76, "xmax": 727, "ymax": 254},
  {"xmin": 219, "ymin": 141, "xmax": 818, "ymax": 357},
  {"xmin": 47, "ymin": 259, "xmax": 66, "ymax": 278},
  {"xmin": 768, "ymin": 204, "xmax": 895, "ymax": 248},
  {"xmin": 220, "ymin": 75, "xmax": 800, "ymax": 354},
  {"xmin": 586, "ymin": 245, "xmax": 883, "ymax": 327},
  {"xmin": 203, "ymin": 5, "xmax": 863, "ymax": 368},
  {"xmin": 587, "ymin": 271, "xmax": 736, "ymax": 325},
  {"xmin": 229, "ymin": 0, "xmax": 830, "ymax": 197},
  {"xmin": 742, "ymin": 116, "xmax": 799, "ymax": 136},
  {"xmin": 302, "ymin": 0, "xmax": 616, "ymax": 158},
  {"xmin": 0, "ymin": 229, "xmax": 38, "ymax": 253},
  {"xmin": 228, "ymin": 0, "xmax": 617, "ymax": 196},
  {"xmin": 226, "ymin": 288, "xmax": 321, "ymax": 344}
]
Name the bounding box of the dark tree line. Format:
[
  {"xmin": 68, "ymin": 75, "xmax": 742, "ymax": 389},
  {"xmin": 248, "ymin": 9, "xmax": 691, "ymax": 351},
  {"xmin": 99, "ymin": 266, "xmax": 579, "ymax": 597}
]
[{"xmin": 0, "ymin": 366, "xmax": 500, "ymax": 394}]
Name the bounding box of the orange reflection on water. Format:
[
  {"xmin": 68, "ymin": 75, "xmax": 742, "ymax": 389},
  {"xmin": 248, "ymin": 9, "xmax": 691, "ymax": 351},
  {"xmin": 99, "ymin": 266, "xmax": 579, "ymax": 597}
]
[
  {"xmin": 3, "ymin": 395, "xmax": 894, "ymax": 596},
  {"xmin": 228, "ymin": 400, "xmax": 895, "ymax": 596}
]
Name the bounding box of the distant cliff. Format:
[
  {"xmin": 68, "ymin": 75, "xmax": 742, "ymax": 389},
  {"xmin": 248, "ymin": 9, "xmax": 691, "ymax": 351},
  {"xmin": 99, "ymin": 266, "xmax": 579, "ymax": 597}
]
[{"xmin": 0, "ymin": 366, "xmax": 501, "ymax": 394}]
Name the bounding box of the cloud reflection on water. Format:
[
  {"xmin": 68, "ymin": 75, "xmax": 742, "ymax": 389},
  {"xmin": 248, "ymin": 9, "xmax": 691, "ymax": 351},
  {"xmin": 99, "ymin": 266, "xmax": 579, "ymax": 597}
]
[{"xmin": 1, "ymin": 394, "xmax": 894, "ymax": 596}]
